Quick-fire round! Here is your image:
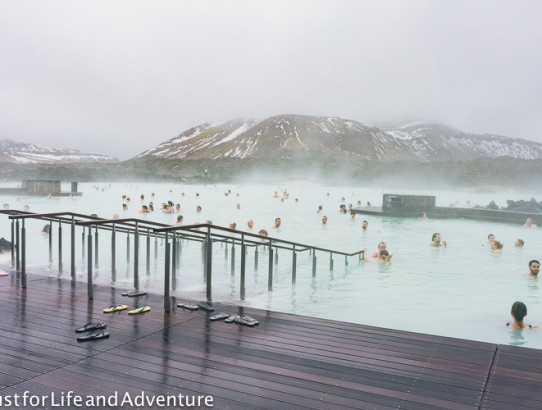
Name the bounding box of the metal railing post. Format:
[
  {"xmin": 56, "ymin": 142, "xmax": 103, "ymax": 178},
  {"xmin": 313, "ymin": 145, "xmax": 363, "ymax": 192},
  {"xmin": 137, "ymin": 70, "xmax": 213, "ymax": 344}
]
[
  {"xmin": 312, "ymin": 248, "xmax": 317, "ymax": 277},
  {"xmin": 111, "ymin": 223, "xmax": 116, "ymax": 281},
  {"xmin": 205, "ymin": 231, "xmax": 213, "ymax": 302},
  {"xmin": 48, "ymin": 221, "xmax": 53, "ymax": 265},
  {"xmin": 15, "ymin": 219, "xmax": 19, "ymax": 272},
  {"xmin": 87, "ymin": 227, "xmax": 93, "ymax": 299},
  {"xmin": 94, "ymin": 226, "xmax": 98, "ymax": 268},
  {"xmin": 81, "ymin": 226, "xmax": 85, "ymax": 258},
  {"xmin": 240, "ymin": 235, "xmax": 246, "ymax": 300},
  {"xmin": 268, "ymin": 242, "xmax": 274, "ymax": 291},
  {"xmin": 126, "ymin": 232, "xmax": 130, "ymax": 262},
  {"xmin": 164, "ymin": 232, "xmax": 170, "ymax": 312},
  {"xmin": 134, "ymin": 222, "xmax": 139, "ymax": 291},
  {"xmin": 10, "ymin": 219, "xmax": 14, "ymax": 267},
  {"xmin": 254, "ymin": 246, "xmax": 258, "ymax": 270},
  {"xmin": 21, "ymin": 219, "xmax": 26, "ymax": 288},
  {"xmin": 171, "ymin": 233, "xmax": 176, "ymax": 290},
  {"xmin": 329, "ymin": 252, "xmax": 334, "ymax": 271},
  {"xmin": 146, "ymin": 229, "xmax": 150, "ymax": 276},
  {"xmin": 70, "ymin": 217, "xmax": 76, "ymax": 279},
  {"xmin": 292, "ymin": 245, "xmax": 297, "ymax": 285},
  {"xmin": 231, "ymin": 241, "xmax": 235, "ymax": 276},
  {"xmin": 58, "ymin": 221, "xmax": 63, "ymax": 274}
]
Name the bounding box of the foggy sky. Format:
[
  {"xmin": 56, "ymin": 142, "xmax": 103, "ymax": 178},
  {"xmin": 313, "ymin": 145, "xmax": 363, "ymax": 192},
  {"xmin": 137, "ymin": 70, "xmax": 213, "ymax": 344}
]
[{"xmin": 1, "ymin": 0, "xmax": 541, "ymax": 160}]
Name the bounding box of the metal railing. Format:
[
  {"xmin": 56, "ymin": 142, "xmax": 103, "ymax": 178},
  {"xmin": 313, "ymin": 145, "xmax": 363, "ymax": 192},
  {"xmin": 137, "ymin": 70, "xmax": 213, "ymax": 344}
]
[{"xmin": 2, "ymin": 210, "xmax": 365, "ymax": 312}]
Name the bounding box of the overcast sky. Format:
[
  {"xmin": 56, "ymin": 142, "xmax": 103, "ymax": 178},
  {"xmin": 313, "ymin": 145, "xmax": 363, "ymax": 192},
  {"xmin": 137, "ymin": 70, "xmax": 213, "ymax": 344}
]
[{"xmin": 1, "ymin": 0, "xmax": 541, "ymax": 160}]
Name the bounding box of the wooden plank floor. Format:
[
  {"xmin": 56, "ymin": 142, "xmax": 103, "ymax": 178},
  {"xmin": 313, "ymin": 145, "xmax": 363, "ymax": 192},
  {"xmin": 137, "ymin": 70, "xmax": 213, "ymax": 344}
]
[{"xmin": 1, "ymin": 272, "xmax": 541, "ymax": 409}]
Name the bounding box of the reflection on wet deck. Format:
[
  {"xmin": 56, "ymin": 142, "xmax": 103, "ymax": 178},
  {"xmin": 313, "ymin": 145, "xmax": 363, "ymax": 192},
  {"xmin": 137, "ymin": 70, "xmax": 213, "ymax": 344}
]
[{"xmin": 1, "ymin": 270, "xmax": 542, "ymax": 409}]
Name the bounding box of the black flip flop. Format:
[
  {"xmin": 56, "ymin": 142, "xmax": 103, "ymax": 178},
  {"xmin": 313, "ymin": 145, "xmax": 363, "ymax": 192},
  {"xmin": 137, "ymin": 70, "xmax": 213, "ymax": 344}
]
[
  {"xmin": 75, "ymin": 323, "xmax": 107, "ymax": 333},
  {"xmin": 77, "ymin": 330, "xmax": 110, "ymax": 341},
  {"xmin": 198, "ymin": 301, "xmax": 215, "ymax": 311},
  {"xmin": 177, "ymin": 303, "xmax": 199, "ymax": 310}
]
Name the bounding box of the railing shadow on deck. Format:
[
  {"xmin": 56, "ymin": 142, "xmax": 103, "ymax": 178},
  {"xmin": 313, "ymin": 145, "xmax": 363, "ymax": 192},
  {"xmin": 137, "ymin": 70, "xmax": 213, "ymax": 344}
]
[{"xmin": 2, "ymin": 210, "xmax": 364, "ymax": 312}]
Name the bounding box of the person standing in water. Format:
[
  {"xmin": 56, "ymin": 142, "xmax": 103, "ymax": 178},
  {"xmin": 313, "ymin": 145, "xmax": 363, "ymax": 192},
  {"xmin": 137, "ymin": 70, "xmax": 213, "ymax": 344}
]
[
  {"xmin": 506, "ymin": 301, "xmax": 537, "ymax": 329},
  {"xmin": 430, "ymin": 233, "xmax": 447, "ymax": 247}
]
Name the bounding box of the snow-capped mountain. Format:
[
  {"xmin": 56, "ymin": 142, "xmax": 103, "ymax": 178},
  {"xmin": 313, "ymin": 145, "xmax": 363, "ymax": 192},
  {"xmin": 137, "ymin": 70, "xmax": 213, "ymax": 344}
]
[
  {"xmin": 0, "ymin": 139, "xmax": 118, "ymax": 164},
  {"xmin": 135, "ymin": 115, "xmax": 542, "ymax": 162}
]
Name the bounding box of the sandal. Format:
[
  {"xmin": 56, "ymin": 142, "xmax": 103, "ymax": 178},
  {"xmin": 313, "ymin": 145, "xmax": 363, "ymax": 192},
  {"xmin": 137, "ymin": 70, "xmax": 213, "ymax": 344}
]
[
  {"xmin": 103, "ymin": 304, "xmax": 128, "ymax": 313},
  {"xmin": 75, "ymin": 323, "xmax": 107, "ymax": 333}
]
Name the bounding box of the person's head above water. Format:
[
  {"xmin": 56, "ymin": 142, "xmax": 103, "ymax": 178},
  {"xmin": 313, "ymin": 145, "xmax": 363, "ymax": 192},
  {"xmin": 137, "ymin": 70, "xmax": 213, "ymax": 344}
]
[
  {"xmin": 488, "ymin": 234, "xmax": 495, "ymax": 242},
  {"xmin": 515, "ymin": 239, "xmax": 524, "ymax": 247},
  {"xmin": 511, "ymin": 301, "xmax": 527, "ymax": 323},
  {"xmin": 529, "ymin": 260, "xmax": 540, "ymax": 276}
]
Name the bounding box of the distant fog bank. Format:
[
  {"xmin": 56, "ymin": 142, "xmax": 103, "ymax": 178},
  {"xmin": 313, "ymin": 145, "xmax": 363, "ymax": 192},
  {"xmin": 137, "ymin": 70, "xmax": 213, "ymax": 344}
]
[{"xmin": 1, "ymin": 157, "xmax": 541, "ymax": 190}]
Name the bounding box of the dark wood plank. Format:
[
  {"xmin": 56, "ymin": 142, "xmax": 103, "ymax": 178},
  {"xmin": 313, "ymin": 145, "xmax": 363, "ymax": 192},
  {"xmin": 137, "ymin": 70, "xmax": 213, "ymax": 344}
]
[{"xmin": 1, "ymin": 271, "xmax": 541, "ymax": 409}]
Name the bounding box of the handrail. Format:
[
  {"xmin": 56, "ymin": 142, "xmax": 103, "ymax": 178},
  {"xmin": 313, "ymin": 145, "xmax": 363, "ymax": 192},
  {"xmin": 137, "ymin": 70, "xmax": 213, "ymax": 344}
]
[
  {"xmin": 155, "ymin": 223, "xmax": 363, "ymax": 257},
  {"xmin": 2, "ymin": 209, "xmax": 365, "ymax": 312}
]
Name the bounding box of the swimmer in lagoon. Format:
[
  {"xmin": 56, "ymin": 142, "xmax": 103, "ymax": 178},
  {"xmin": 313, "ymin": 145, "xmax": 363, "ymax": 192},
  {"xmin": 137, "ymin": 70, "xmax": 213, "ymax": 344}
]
[
  {"xmin": 430, "ymin": 233, "xmax": 447, "ymax": 247},
  {"xmin": 522, "ymin": 260, "xmax": 540, "ymax": 279},
  {"xmin": 271, "ymin": 217, "xmax": 281, "ymax": 229},
  {"xmin": 490, "ymin": 240, "xmax": 503, "ymax": 253},
  {"xmin": 362, "ymin": 220, "xmax": 368, "ymax": 231},
  {"xmin": 175, "ymin": 215, "xmax": 184, "ymax": 226},
  {"xmin": 515, "ymin": 239, "xmax": 524, "ymax": 247},
  {"xmin": 363, "ymin": 248, "xmax": 392, "ymax": 263},
  {"xmin": 506, "ymin": 301, "xmax": 538, "ymax": 329},
  {"xmin": 371, "ymin": 242, "xmax": 387, "ymax": 258},
  {"xmin": 247, "ymin": 219, "xmax": 254, "ymax": 230},
  {"xmin": 322, "ymin": 216, "xmax": 327, "ymax": 225},
  {"xmin": 524, "ymin": 218, "xmax": 537, "ymax": 228}
]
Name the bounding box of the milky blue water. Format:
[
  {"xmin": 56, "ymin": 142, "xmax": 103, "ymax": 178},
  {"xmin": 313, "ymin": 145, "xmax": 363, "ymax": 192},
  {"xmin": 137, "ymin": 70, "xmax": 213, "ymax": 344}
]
[{"xmin": 1, "ymin": 180, "xmax": 541, "ymax": 348}]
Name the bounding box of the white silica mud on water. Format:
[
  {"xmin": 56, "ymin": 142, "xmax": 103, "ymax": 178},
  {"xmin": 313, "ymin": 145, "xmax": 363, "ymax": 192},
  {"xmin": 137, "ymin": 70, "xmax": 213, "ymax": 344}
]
[{"xmin": 1, "ymin": 180, "xmax": 542, "ymax": 348}]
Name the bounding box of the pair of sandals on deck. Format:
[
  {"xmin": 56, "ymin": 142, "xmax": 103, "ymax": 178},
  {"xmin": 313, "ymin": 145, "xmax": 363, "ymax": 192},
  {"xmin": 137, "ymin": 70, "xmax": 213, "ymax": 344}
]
[
  {"xmin": 177, "ymin": 301, "xmax": 259, "ymax": 327},
  {"xmin": 210, "ymin": 313, "xmax": 259, "ymax": 327},
  {"xmin": 103, "ymin": 304, "xmax": 151, "ymax": 315},
  {"xmin": 75, "ymin": 322, "xmax": 109, "ymax": 341}
]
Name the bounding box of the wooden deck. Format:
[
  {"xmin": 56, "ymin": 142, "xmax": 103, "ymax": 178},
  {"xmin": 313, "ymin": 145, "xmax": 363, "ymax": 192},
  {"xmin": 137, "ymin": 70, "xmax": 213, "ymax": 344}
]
[{"xmin": 1, "ymin": 272, "xmax": 542, "ymax": 409}]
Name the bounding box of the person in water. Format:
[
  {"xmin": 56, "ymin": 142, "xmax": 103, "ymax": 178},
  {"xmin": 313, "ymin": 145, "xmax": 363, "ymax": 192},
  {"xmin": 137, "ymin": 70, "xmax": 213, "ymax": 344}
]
[
  {"xmin": 515, "ymin": 239, "xmax": 524, "ymax": 248},
  {"xmin": 506, "ymin": 301, "xmax": 537, "ymax": 329},
  {"xmin": 363, "ymin": 248, "xmax": 392, "ymax": 263},
  {"xmin": 490, "ymin": 240, "xmax": 503, "ymax": 253},
  {"xmin": 522, "ymin": 259, "xmax": 540, "ymax": 279},
  {"xmin": 371, "ymin": 242, "xmax": 387, "ymax": 258},
  {"xmin": 430, "ymin": 233, "xmax": 447, "ymax": 247}
]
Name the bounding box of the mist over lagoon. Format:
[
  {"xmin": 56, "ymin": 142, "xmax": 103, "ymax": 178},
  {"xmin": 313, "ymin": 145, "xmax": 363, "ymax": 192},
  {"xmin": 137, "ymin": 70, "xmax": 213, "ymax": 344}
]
[{"xmin": 1, "ymin": 180, "xmax": 541, "ymax": 348}]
